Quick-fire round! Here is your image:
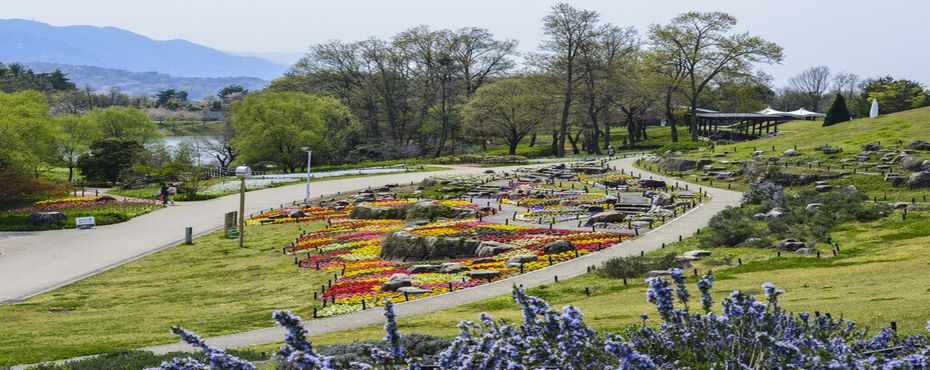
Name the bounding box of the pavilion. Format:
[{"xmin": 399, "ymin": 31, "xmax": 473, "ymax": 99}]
[{"xmin": 688, "ymin": 107, "xmax": 825, "ymax": 137}]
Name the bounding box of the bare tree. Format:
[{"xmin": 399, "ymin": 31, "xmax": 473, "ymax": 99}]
[
  {"xmin": 832, "ymin": 71, "xmax": 860, "ymax": 99},
  {"xmin": 788, "ymin": 65, "xmax": 831, "ymax": 112},
  {"xmin": 650, "ymin": 12, "xmax": 783, "ymax": 141},
  {"xmin": 537, "ymin": 3, "xmax": 602, "ymax": 157},
  {"xmin": 198, "ymin": 121, "xmax": 237, "ymax": 169}
]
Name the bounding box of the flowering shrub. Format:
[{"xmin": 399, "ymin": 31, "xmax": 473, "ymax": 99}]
[{"xmin": 154, "ymin": 273, "xmax": 930, "ymax": 369}]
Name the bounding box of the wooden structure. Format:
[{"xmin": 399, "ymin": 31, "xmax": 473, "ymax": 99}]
[{"xmin": 689, "ymin": 112, "xmax": 791, "ymax": 137}]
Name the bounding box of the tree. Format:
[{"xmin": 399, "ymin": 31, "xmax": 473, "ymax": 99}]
[
  {"xmin": 788, "ymin": 66, "xmax": 831, "ymax": 112},
  {"xmin": 650, "ymin": 12, "xmax": 783, "ymax": 141},
  {"xmin": 55, "ymin": 115, "xmax": 100, "ymax": 182},
  {"xmin": 84, "ymin": 107, "xmax": 161, "ymax": 144},
  {"xmin": 0, "ymin": 91, "xmax": 58, "ymax": 176},
  {"xmin": 463, "ymin": 76, "xmax": 552, "ymax": 155},
  {"xmin": 77, "ymin": 139, "xmax": 144, "ymax": 185},
  {"xmin": 822, "ymin": 93, "xmax": 850, "ymax": 127},
  {"xmin": 231, "ymin": 92, "xmax": 357, "ymax": 171},
  {"xmin": 855, "ymin": 76, "xmax": 929, "ymax": 115},
  {"xmin": 198, "ymin": 121, "xmax": 237, "ymax": 169}
]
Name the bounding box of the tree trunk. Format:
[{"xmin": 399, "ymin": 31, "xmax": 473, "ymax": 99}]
[
  {"xmin": 529, "ymin": 133, "xmax": 537, "ymax": 147},
  {"xmin": 67, "ymin": 166, "xmax": 74, "ymax": 183},
  {"xmin": 603, "ymin": 109, "xmax": 612, "ymax": 149},
  {"xmin": 689, "ymin": 98, "xmax": 700, "ymax": 142},
  {"xmin": 551, "ymin": 130, "xmax": 559, "ymax": 155},
  {"xmin": 665, "ymin": 91, "xmax": 678, "ymax": 143}
]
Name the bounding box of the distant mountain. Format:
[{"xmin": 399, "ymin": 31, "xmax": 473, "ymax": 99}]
[
  {"xmin": 226, "ymin": 51, "xmax": 304, "ymax": 67},
  {"xmin": 25, "ymin": 62, "xmax": 268, "ymax": 100},
  {"xmin": 0, "ymin": 19, "xmax": 288, "ymax": 80}
]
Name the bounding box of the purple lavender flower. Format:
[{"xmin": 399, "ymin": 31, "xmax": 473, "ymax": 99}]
[
  {"xmin": 697, "ymin": 274, "xmax": 715, "ymax": 314},
  {"xmin": 646, "ymin": 277, "xmax": 675, "ymax": 321}
]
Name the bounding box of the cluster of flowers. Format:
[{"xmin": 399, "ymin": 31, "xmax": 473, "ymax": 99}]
[
  {"xmin": 13, "ymin": 197, "xmax": 157, "ymax": 212},
  {"xmin": 155, "ymin": 277, "xmax": 930, "ymax": 369},
  {"xmin": 368, "ymin": 199, "xmax": 413, "ymax": 207},
  {"xmin": 578, "ymin": 172, "xmax": 635, "ymax": 188},
  {"xmin": 245, "ymin": 206, "xmax": 353, "ymax": 225},
  {"xmin": 297, "ymin": 218, "xmax": 621, "ymax": 318}
]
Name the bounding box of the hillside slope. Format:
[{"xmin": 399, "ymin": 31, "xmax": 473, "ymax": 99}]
[{"xmin": 0, "ymin": 19, "xmax": 287, "ymax": 79}]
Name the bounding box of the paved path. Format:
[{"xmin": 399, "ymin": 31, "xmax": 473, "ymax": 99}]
[
  {"xmin": 0, "ymin": 166, "xmax": 484, "ymax": 303},
  {"xmin": 138, "ymin": 156, "xmax": 742, "ymax": 354}
]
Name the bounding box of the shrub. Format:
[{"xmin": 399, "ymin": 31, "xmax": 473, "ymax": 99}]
[
  {"xmin": 700, "ymin": 206, "xmax": 765, "ymax": 247},
  {"xmin": 152, "ymin": 275, "xmax": 930, "ymax": 369},
  {"xmin": 26, "ymin": 349, "xmax": 266, "ymax": 370},
  {"xmin": 742, "ymin": 181, "xmax": 785, "ymax": 206},
  {"xmin": 0, "ymin": 172, "xmax": 68, "ymax": 209},
  {"xmin": 596, "ymin": 254, "xmax": 679, "ymax": 279},
  {"xmin": 823, "ymin": 93, "xmax": 851, "ymax": 126}
]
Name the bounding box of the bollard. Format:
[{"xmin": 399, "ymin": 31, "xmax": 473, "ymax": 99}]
[
  {"xmin": 738, "ymin": 258, "xmax": 742, "ymax": 265},
  {"xmin": 661, "ymin": 242, "xmax": 665, "ymax": 248},
  {"xmin": 548, "ymin": 255, "xmax": 553, "ymax": 266},
  {"xmin": 693, "ymin": 269, "xmax": 698, "ymax": 276},
  {"xmin": 623, "ymin": 278, "xmax": 627, "ymax": 286},
  {"xmin": 584, "ymin": 287, "xmax": 590, "ymax": 296},
  {"xmin": 185, "ymin": 227, "xmax": 193, "ymax": 244},
  {"xmin": 891, "ymin": 321, "xmax": 897, "ymax": 332},
  {"xmin": 313, "ymin": 292, "xmax": 318, "ymax": 300},
  {"xmin": 313, "ymin": 308, "xmax": 318, "ymax": 318},
  {"xmin": 404, "ymin": 292, "xmax": 410, "ymax": 301},
  {"xmin": 554, "ymin": 275, "xmax": 559, "ymax": 283},
  {"xmin": 640, "ymin": 250, "xmax": 644, "ymax": 256},
  {"xmin": 448, "ymin": 282, "xmax": 454, "ymax": 291},
  {"xmin": 362, "ymin": 300, "xmax": 366, "ymax": 310}
]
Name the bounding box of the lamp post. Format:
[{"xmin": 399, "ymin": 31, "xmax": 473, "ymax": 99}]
[
  {"xmin": 302, "ymin": 147, "xmax": 312, "ymax": 205},
  {"xmin": 234, "ymin": 166, "xmax": 252, "ymax": 248}
]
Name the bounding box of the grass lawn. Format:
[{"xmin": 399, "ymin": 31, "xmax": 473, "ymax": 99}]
[
  {"xmin": 638, "ymin": 107, "xmax": 930, "ymax": 201},
  {"xmin": 0, "ymin": 202, "xmax": 164, "ymax": 231},
  {"xmin": 248, "ymin": 209, "xmax": 930, "ymax": 352},
  {"xmin": 0, "ymin": 222, "xmax": 327, "ymax": 366}
]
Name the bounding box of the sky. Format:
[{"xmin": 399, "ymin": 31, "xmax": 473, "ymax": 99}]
[{"xmin": 3, "ymin": 0, "xmax": 929, "ymax": 86}]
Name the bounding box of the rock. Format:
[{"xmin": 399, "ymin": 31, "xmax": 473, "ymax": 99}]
[
  {"xmin": 752, "ymin": 150, "xmax": 764, "ymax": 157},
  {"xmin": 470, "ymin": 257, "xmax": 496, "ymax": 264},
  {"xmin": 702, "ymin": 165, "xmax": 726, "ymax": 171},
  {"xmin": 638, "ymin": 179, "xmax": 667, "ymax": 189},
  {"xmin": 439, "ymin": 262, "xmax": 469, "ymax": 274},
  {"xmin": 885, "ymin": 174, "xmax": 907, "ymax": 186},
  {"xmin": 397, "ymin": 286, "xmax": 432, "ymax": 295},
  {"xmin": 682, "ymin": 250, "xmax": 712, "ymax": 259},
  {"xmin": 899, "ymin": 156, "xmax": 924, "ymax": 172},
  {"xmin": 408, "ymin": 265, "xmax": 441, "ymax": 274},
  {"xmin": 350, "ymin": 203, "xmax": 404, "ymax": 219},
  {"xmin": 891, "ymin": 202, "xmax": 910, "ymax": 209},
  {"xmin": 586, "ymin": 205, "xmax": 605, "ymax": 213},
  {"xmin": 795, "ymin": 248, "xmax": 818, "ymax": 255},
  {"xmin": 909, "ymin": 140, "xmax": 930, "ymax": 150},
  {"xmin": 381, "ymin": 274, "xmax": 412, "ymax": 291},
  {"xmin": 783, "ymin": 149, "xmax": 799, "ymax": 157},
  {"xmin": 862, "ymin": 143, "xmax": 881, "ymax": 151},
  {"xmin": 805, "ymin": 203, "xmax": 823, "ymax": 210},
  {"xmin": 505, "ymin": 262, "xmax": 524, "ymax": 269},
  {"xmin": 483, "ymin": 169, "xmax": 496, "ymax": 173},
  {"xmin": 25, "ymin": 211, "xmax": 67, "ymax": 227},
  {"xmin": 840, "ymin": 185, "xmax": 859, "ymax": 193},
  {"xmin": 588, "ymin": 210, "xmax": 626, "ymax": 224},
  {"xmin": 380, "ymin": 231, "xmax": 480, "ymax": 261},
  {"xmin": 506, "ymin": 254, "xmax": 539, "ymax": 265},
  {"xmin": 288, "ymin": 210, "xmax": 307, "ymax": 218},
  {"xmin": 814, "ymin": 184, "xmax": 834, "ymax": 192},
  {"xmin": 651, "ymin": 158, "xmax": 711, "ymax": 170},
  {"xmin": 475, "ymin": 241, "xmax": 515, "ymax": 257},
  {"xmin": 923, "ymin": 160, "xmax": 930, "ymax": 170},
  {"xmin": 559, "ymin": 199, "xmax": 580, "ymax": 206},
  {"xmin": 631, "ymin": 221, "xmax": 651, "ymax": 229},
  {"xmin": 95, "ymin": 195, "xmax": 118, "ymax": 202},
  {"xmin": 542, "ymin": 240, "xmax": 575, "ymax": 255},
  {"xmin": 907, "ymin": 171, "xmax": 930, "ymax": 189},
  {"xmin": 646, "ymin": 270, "xmax": 671, "ymax": 277},
  {"xmin": 467, "ymin": 270, "xmax": 501, "ymax": 281},
  {"xmin": 774, "ymin": 239, "xmax": 807, "ymax": 251}
]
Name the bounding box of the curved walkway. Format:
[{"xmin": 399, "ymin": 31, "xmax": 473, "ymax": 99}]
[
  {"xmin": 0, "ymin": 166, "xmax": 483, "ymax": 303},
  {"xmin": 140, "ymin": 156, "xmax": 743, "ymax": 354}
]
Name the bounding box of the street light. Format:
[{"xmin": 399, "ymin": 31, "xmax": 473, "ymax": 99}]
[
  {"xmin": 301, "ymin": 147, "xmax": 312, "ymax": 205},
  {"xmin": 234, "ymin": 165, "xmax": 252, "ymax": 248}
]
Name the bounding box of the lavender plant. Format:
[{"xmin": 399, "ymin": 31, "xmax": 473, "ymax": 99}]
[{"xmin": 153, "ymin": 277, "xmax": 930, "ymax": 369}]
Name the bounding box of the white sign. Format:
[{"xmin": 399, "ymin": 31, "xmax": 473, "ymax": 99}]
[{"xmin": 75, "ymin": 216, "xmax": 96, "ymax": 229}]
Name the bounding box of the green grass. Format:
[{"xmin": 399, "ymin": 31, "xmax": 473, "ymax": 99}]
[
  {"xmin": 280, "ymin": 210, "xmax": 930, "ymax": 350},
  {"xmin": 0, "ymin": 202, "xmax": 163, "ymax": 231},
  {"xmin": 0, "ymin": 222, "xmax": 328, "ymax": 366},
  {"xmin": 638, "ymin": 107, "xmax": 930, "ymax": 200}
]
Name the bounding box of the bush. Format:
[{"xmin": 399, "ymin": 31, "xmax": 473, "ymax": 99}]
[
  {"xmin": 596, "ymin": 254, "xmax": 679, "ymax": 279},
  {"xmin": 276, "ymin": 334, "xmax": 450, "ymax": 369},
  {"xmin": 823, "ymin": 93, "xmax": 851, "ymax": 126},
  {"xmin": 700, "ymin": 206, "xmax": 765, "ymax": 247},
  {"xmin": 26, "ymin": 349, "xmax": 267, "ymax": 370},
  {"xmin": 0, "ymin": 172, "xmax": 68, "ymax": 209}
]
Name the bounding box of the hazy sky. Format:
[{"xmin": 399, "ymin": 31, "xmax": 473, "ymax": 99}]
[{"xmin": 3, "ymin": 0, "xmax": 928, "ymax": 86}]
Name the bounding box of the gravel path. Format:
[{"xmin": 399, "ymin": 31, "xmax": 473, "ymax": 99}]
[{"xmin": 137, "ymin": 156, "xmax": 743, "ymax": 355}]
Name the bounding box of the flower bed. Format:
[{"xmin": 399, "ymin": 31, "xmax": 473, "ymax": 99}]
[
  {"xmin": 293, "ymin": 218, "xmax": 626, "ymax": 318},
  {"xmin": 246, "ymin": 206, "xmax": 354, "ymax": 225}
]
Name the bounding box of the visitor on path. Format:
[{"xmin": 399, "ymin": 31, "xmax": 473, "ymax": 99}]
[
  {"xmin": 607, "ymin": 145, "xmax": 616, "ymax": 157},
  {"xmin": 159, "ymin": 183, "xmax": 169, "ymax": 206},
  {"xmin": 167, "ymin": 184, "xmax": 178, "ymax": 205}
]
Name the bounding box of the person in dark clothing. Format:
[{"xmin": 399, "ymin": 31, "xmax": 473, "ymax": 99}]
[{"xmin": 159, "ymin": 183, "xmax": 169, "ymax": 205}]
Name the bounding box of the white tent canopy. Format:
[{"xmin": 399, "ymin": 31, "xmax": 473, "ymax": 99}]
[{"xmin": 757, "ymin": 107, "xmax": 825, "ymax": 119}]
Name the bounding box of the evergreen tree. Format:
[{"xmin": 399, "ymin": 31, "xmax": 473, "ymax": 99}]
[{"xmin": 823, "ymin": 93, "xmax": 850, "ymax": 126}]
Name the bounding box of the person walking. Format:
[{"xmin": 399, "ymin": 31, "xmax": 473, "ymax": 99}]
[
  {"xmin": 159, "ymin": 183, "xmax": 169, "ymax": 206},
  {"xmin": 607, "ymin": 145, "xmax": 616, "ymax": 158},
  {"xmin": 167, "ymin": 183, "xmax": 178, "ymax": 206}
]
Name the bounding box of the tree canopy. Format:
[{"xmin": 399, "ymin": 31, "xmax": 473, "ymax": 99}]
[
  {"xmin": 83, "ymin": 107, "xmax": 161, "ymax": 144},
  {"xmin": 463, "ymin": 76, "xmax": 554, "ymax": 155},
  {"xmin": 0, "ymin": 91, "xmax": 58, "ymax": 174},
  {"xmin": 231, "ymin": 92, "xmax": 357, "ymax": 172}
]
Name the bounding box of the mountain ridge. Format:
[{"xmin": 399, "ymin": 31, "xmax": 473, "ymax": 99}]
[{"xmin": 0, "ymin": 19, "xmax": 288, "ymax": 80}]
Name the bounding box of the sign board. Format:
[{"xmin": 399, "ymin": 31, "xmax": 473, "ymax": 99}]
[
  {"xmin": 75, "ymin": 216, "xmax": 96, "ymax": 229},
  {"xmin": 224, "ymin": 211, "xmax": 238, "ymax": 238}
]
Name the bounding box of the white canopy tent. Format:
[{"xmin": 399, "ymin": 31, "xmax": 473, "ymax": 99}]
[{"xmin": 756, "ymin": 107, "xmax": 825, "ymax": 120}]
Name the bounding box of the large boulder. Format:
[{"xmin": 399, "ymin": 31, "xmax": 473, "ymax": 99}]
[
  {"xmin": 638, "ymin": 179, "xmax": 667, "ymax": 189},
  {"xmin": 25, "ymin": 211, "xmax": 67, "ymax": 227},
  {"xmin": 397, "ymin": 286, "xmax": 432, "ymax": 295},
  {"xmin": 588, "ymin": 210, "xmax": 626, "ymax": 224},
  {"xmin": 542, "ymin": 240, "xmax": 575, "ymax": 255},
  {"xmin": 506, "ymin": 254, "xmax": 539, "ymax": 265},
  {"xmin": 467, "ymin": 270, "xmax": 501, "ymax": 281},
  {"xmin": 408, "ymin": 265, "xmax": 441, "ymax": 274},
  {"xmin": 475, "ymin": 241, "xmax": 515, "ymax": 257},
  {"xmin": 682, "ymin": 250, "xmax": 712, "ymax": 259},
  {"xmin": 439, "ymin": 262, "xmax": 469, "ymax": 274},
  {"xmin": 899, "ymin": 156, "xmax": 924, "ymax": 172},
  {"xmin": 349, "ymin": 203, "xmax": 405, "ymax": 219},
  {"xmin": 774, "ymin": 239, "xmax": 807, "ymax": 251},
  {"xmin": 907, "ymin": 171, "xmax": 930, "ymax": 189},
  {"xmin": 381, "ymin": 274, "xmax": 412, "ymax": 291},
  {"xmin": 655, "ymin": 157, "xmax": 712, "ymax": 171},
  {"xmin": 381, "ymin": 231, "xmax": 479, "ymax": 261}
]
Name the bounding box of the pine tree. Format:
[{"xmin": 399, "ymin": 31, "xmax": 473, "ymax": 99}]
[{"xmin": 823, "ymin": 93, "xmax": 851, "ymax": 126}]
